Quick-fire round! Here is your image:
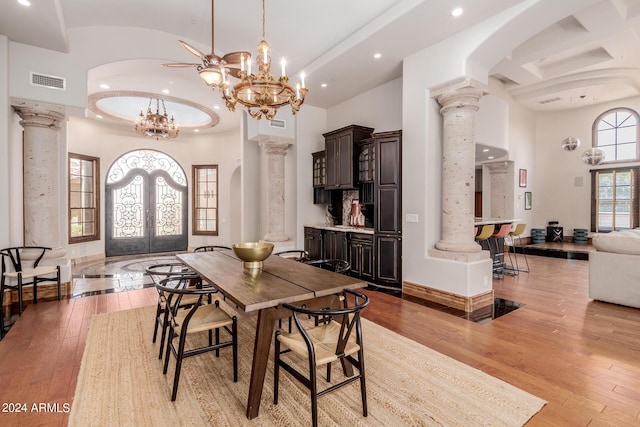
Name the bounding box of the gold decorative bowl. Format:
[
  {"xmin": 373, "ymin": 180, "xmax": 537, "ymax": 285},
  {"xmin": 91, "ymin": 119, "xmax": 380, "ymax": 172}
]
[{"xmin": 232, "ymin": 242, "xmax": 275, "ymax": 269}]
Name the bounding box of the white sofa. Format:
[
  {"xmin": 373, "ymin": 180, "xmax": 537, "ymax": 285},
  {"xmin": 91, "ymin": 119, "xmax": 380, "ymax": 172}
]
[{"xmin": 589, "ymin": 229, "xmax": 640, "ymax": 308}]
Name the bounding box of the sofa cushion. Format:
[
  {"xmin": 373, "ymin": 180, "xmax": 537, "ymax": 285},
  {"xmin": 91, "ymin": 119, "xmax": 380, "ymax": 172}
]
[{"xmin": 592, "ymin": 228, "xmax": 640, "ymax": 255}]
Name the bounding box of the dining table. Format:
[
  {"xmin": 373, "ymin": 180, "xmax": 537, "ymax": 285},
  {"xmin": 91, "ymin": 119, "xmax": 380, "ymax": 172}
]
[{"xmin": 175, "ymin": 249, "xmax": 367, "ymax": 420}]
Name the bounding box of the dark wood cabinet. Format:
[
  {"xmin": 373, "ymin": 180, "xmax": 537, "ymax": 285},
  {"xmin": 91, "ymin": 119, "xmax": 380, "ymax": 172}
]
[
  {"xmin": 374, "ymin": 130, "xmax": 402, "ymax": 235},
  {"xmin": 312, "ymin": 151, "xmax": 326, "ymax": 187},
  {"xmin": 323, "ymin": 125, "xmax": 373, "ymax": 189},
  {"xmin": 323, "ymin": 230, "xmax": 347, "ymax": 260},
  {"xmin": 348, "ymin": 233, "xmax": 374, "ymax": 281},
  {"xmin": 358, "ymin": 138, "xmax": 375, "ymax": 183},
  {"xmin": 312, "ymin": 151, "xmax": 331, "ymax": 204},
  {"xmin": 304, "ymin": 227, "xmax": 323, "ymax": 260},
  {"xmin": 375, "ymin": 235, "xmax": 402, "ymax": 286}
]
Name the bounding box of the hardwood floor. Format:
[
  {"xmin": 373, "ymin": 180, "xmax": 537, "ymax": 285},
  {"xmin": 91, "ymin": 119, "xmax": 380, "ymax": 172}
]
[{"xmin": 0, "ymin": 255, "xmax": 639, "ymax": 426}]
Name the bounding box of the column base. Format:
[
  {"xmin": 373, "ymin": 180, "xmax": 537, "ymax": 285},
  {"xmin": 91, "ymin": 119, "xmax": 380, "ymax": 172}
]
[{"xmin": 430, "ymin": 246, "xmax": 488, "ymax": 262}]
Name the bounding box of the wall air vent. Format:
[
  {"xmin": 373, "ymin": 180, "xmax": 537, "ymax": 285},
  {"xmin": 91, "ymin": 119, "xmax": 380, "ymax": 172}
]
[
  {"xmin": 269, "ymin": 119, "xmax": 286, "ymax": 129},
  {"xmin": 539, "ymin": 97, "xmax": 561, "ymax": 105},
  {"xmin": 30, "ymin": 72, "xmax": 66, "ymax": 90}
]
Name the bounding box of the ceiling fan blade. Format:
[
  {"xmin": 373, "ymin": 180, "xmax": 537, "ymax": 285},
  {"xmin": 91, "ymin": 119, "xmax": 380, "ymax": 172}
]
[
  {"xmin": 222, "ymin": 51, "xmax": 252, "ymax": 66},
  {"xmin": 226, "ymin": 67, "xmax": 243, "ymax": 79},
  {"xmin": 162, "ymin": 62, "xmax": 201, "ymax": 68},
  {"xmin": 178, "ymin": 40, "xmax": 207, "ymax": 60}
]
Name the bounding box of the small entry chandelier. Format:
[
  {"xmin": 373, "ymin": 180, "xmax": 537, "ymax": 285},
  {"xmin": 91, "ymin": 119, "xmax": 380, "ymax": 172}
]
[
  {"xmin": 220, "ymin": 0, "xmax": 308, "ymax": 120},
  {"xmin": 134, "ymin": 98, "xmax": 179, "ymax": 139}
]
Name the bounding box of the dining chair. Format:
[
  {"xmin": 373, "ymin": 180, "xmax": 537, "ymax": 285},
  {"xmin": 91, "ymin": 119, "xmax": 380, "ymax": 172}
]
[
  {"xmin": 193, "ymin": 245, "xmax": 232, "ymax": 252},
  {"xmin": 1, "ymin": 246, "xmax": 61, "ymax": 337},
  {"xmin": 146, "ymin": 263, "xmax": 203, "ymax": 359},
  {"xmin": 303, "ymin": 259, "xmax": 350, "ymax": 274},
  {"xmin": 274, "ymin": 289, "xmax": 369, "ymax": 427},
  {"xmin": 157, "ymin": 276, "xmax": 238, "ymax": 401},
  {"xmin": 275, "ymin": 249, "xmax": 310, "ymax": 262}
]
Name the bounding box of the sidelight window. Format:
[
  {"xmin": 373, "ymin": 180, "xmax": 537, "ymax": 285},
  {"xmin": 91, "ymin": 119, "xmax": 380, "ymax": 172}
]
[
  {"xmin": 193, "ymin": 165, "xmax": 218, "ymax": 235},
  {"xmin": 69, "ymin": 153, "xmax": 100, "ymax": 243}
]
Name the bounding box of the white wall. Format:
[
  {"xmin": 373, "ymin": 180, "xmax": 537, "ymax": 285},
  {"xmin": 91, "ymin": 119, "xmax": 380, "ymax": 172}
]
[
  {"xmin": 327, "ymin": 78, "xmax": 402, "ymax": 133},
  {"xmin": 534, "ymin": 96, "xmax": 640, "ymax": 236},
  {"xmin": 294, "ymin": 105, "xmax": 328, "ymax": 249},
  {"xmin": 64, "ymin": 116, "xmax": 241, "ymax": 259},
  {"xmin": 483, "ymin": 78, "xmax": 537, "ymax": 234}
]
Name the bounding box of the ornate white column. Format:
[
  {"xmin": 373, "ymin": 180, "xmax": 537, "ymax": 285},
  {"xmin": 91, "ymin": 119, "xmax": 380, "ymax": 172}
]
[
  {"xmin": 486, "ymin": 162, "xmax": 509, "ymax": 218},
  {"xmin": 14, "ymin": 105, "xmax": 67, "ymax": 259},
  {"xmin": 261, "ymin": 139, "xmax": 290, "ymax": 242},
  {"xmin": 430, "ymin": 81, "xmax": 487, "ymax": 261}
]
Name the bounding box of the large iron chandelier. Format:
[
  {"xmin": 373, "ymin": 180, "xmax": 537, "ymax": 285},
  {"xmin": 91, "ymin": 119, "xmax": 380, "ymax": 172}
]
[
  {"xmin": 134, "ymin": 98, "xmax": 179, "ymax": 139},
  {"xmin": 220, "ymin": 0, "xmax": 308, "ymax": 120}
]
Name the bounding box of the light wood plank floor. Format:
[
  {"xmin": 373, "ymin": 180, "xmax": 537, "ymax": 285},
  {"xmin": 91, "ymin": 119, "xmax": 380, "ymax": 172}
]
[{"xmin": 0, "ymin": 255, "xmax": 639, "ymax": 426}]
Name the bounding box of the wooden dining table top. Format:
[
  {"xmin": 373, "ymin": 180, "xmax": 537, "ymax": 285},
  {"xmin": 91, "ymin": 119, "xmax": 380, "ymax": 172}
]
[
  {"xmin": 175, "ymin": 249, "xmax": 368, "ymax": 420},
  {"xmin": 176, "ymin": 249, "xmax": 367, "ymax": 312}
]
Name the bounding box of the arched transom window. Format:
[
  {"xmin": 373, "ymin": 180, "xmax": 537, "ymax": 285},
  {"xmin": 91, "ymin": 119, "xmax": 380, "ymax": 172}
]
[{"xmin": 593, "ymin": 108, "xmax": 639, "ymax": 163}]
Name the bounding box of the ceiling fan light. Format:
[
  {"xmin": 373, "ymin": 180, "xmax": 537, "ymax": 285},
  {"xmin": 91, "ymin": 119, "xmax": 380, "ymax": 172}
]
[{"xmin": 199, "ymin": 68, "xmax": 223, "ymax": 86}]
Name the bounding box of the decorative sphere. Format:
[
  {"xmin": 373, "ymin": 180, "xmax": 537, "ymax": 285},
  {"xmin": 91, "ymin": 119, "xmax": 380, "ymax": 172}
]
[
  {"xmin": 232, "ymin": 242, "xmax": 274, "ymax": 269},
  {"xmin": 561, "ymin": 137, "xmax": 580, "ymax": 151},
  {"xmin": 582, "ymin": 147, "xmax": 605, "ymax": 165}
]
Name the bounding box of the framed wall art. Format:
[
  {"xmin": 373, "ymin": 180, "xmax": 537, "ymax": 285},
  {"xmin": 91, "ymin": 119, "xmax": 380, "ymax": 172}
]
[
  {"xmin": 525, "ymin": 192, "xmax": 532, "ymax": 210},
  {"xmin": 519, "ymin": 169, "xmax": 527, "ymax": 187}
]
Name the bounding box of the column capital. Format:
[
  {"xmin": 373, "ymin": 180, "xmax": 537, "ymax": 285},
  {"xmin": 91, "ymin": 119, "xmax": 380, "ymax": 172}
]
[
  {"xmin": 260, "ymin": 139, "xmax": 291, "ymax": 156},
  {"xmin": 14, "ymin": 107, "xmax": 65, "ymax": 130},
  {"xmin": 485, "ymin": 161, "xmax": 510, "ymax": 174},
  {"xmin": 432, "ymin": 78, "xmax": 487, "ymax": 115}
]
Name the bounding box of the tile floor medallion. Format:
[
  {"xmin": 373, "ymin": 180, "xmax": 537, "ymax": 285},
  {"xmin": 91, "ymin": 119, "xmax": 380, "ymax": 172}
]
[{"xmin": 72, "ymin": 254, "xmax": 181, "ymax": 297}]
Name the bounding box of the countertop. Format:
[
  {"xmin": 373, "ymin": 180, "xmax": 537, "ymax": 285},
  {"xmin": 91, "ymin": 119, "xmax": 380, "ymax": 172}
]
[
  {"xmin": 304, "ymin": 223, "xmax": 375, "ymax": 234},
  {"xmin": 474, "ymin": 218, "xmax": 521, "ymax": 225}
]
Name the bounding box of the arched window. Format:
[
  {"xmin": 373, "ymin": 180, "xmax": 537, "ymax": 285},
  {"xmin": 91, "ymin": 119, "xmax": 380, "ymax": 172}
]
[
  {"xmin": 593, "ymin": 108, "xmax": 639, "ymax": 163},
  {"xmin": 591, "ymin": 108, "xmax": 640, "ymax": 232}
]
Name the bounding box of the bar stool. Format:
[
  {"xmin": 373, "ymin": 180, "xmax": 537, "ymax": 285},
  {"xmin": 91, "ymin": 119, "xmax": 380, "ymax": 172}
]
[
  {"xmin": 491, "ymin": 224, "xmax": 512, "ymax": 279},
  {"xmin": 507, "ymin": 223, "xmax": 530, "ymax": 273},
  {"xmin": 475, "ymin": 224, "xmax": 495, "ymax": 252}
]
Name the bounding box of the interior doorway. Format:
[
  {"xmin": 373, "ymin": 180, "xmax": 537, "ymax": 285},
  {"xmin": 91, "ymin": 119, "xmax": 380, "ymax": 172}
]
[{"xmin": 105, "ymin": 150, "xmax": 188, "ymax": 257}]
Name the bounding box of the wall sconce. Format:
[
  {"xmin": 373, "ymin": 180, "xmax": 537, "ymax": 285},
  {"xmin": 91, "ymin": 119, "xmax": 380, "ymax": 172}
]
[
  {"xmin": 561, "ymin": 137, "xmax": 580, "ymax": 151},
  {"xmin": 582, "ymin": 147, "xmax": 605, "ymax": 165}
]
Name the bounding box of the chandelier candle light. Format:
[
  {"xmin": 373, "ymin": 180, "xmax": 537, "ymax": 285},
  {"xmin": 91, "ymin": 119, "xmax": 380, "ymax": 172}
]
[
  {"xmin": 220, "ymin": 0, "xmax": 308, "ymax": 120},
  {"xmin": 134, "ymin": 98, "xmax": 179, "ymax": 139}
]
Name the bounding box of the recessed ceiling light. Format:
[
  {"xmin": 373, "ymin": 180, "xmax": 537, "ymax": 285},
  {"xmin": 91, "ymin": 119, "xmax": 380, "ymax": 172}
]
[
  {"xmin": 99, "ymin": 83, "xmax": 110, "ymax": 90},
  {"xmin": 95, "ymin": 115, "xmax": 103, "ymax": 119},
  {"xmin": 161, "ymin": 89, "xmax": 170, "ymax": 94},
  {"xmin": 18, "ymin": 0, "xmax": 31, "ymax": 7},
  {"xmin": 451, "ymin": 7, "xmax": 463, "ymax": 17},
  {"xmin": 482, "ymin": 148, "xmax": 490, "ymax": 152},
  {"xmin": 194, "ymin": 129, "xmax": 200, "ymax": 133},
  {"xmin": 321, "ymin": 83, "xmax": 328, "ymax": 88},
  {"xmin": 213, "ymin": 105, "xmax": 220, "ymax": 110},
  {"xmin": 487, "ymin": 156, "xmax": 495, "ymax": 160},
  {"xmin": 373, "ymin": 53, "xmax": 382, "ymax": 59}
]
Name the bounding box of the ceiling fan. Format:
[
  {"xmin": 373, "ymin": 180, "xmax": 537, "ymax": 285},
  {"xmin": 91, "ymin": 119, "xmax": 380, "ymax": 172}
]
[{"xmin": 163, "ymin": 0, "xmax": 251, "ymax": 86}]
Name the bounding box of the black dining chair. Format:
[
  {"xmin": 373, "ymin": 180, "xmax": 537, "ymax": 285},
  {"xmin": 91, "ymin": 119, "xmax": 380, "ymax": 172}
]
[
  {"xmin": 193, "ymin": 245, "xmax": 232, "ymax": 252},
  {"xmin": 274, "ymin": 289, "xmax": 369, "ymax": 427},
  {"xmin": 303, "ymin": 259, "xmax": 350, "ymax": 274},
  {"xmin": 275, "ymin": 250, "xmax": 310, "ymax": 262},
  {"xmin": 157, "ymin": 276, "xmax": 238, "ymax": 401},
  {"xmin": 1, "ymin": 246, "xmax": 61, "ymax": 338},
  {"xmin": 146, "ymin": 263, "xmax": 204, "ymax": 359}
]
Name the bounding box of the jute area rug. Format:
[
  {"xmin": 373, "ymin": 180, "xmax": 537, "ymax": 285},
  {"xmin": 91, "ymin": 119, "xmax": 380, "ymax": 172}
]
[{"xmin": 70, "ymin": 305, "xmax": 545, "ymax": 426}]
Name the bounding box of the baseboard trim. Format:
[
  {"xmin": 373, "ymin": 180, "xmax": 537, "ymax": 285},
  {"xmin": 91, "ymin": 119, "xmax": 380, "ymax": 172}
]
[{"xmin": 403, "ymin": 281, "xmax": 494, "ymax": 313}]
